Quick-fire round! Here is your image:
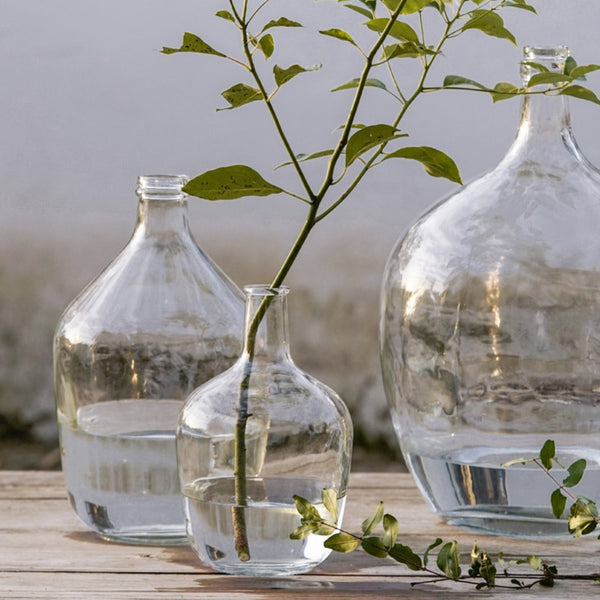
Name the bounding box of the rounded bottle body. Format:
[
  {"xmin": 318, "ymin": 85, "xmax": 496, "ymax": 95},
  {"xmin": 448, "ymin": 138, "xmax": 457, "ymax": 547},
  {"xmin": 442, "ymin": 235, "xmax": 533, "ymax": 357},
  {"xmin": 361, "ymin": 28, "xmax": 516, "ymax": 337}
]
[
  {"xmin": 54, "ymin": 175, "xmax": 244, "ymax": 544},
  {"xmin": 177, "ymin": 286, "xmax": 353, "ymax": 575},
  {"xmin": 381, "ymin": 47, "xmax": 600, "ymax": 537}
]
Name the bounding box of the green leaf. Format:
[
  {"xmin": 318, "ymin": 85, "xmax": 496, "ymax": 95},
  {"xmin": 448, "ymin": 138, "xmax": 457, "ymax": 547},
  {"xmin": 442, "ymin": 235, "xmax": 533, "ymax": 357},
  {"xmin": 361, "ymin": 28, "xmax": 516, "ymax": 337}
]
[
  {"xmin": 568, "ymin": 497, "xmax": 599, "ymax": 537},
  {"xmin": 505, "ymin": 0, "xmax": 537, "ymax": 13},
  {"xmin": 319, "ymin": 28, "xmax": 358, "ymax": 47},
  {"xmin": 215, "ymin": 10, "xmax": 235, "ymax": 23},
  {"xmin": 382, "ymin": 513, "xmax": 399, "ymax": 549},
  {"xmin": 563, "ymin": 458, "xmax": 587, "ymax": 488},
  {"xmin": 361, "ymin": 501, "xmax": 384, "ymax": 535},
  {"xmin": 365, "ymin": 18, "xmax": 419, "ymax": 44},
  {"xmin": 501, "ymin": 457, "xmax": 530, "ymax": 467},
  {"xmin": 324, "ymin": 532, "xmax": 360, "ymax": 553},
  {"xmin": 219, "ymin": 83, "xmax": 262, "ymax": 110},
  {"xmin": 491, "ymin": 82, "xmax": 521, "ymax": 102},
  {"xmin": 293, "ymin": 494, "xmax": 322, "ymax": 522},
  {"xmin": 528, "ymin": 555, "xmax": 543, "ymax": 570},
  {"xmin": 389, "ymin": 543, "xmax": 423, "ymax": 571},
  {"xmin": 527, "ymin": 72, "xmax": 573, "ymax": 88},
  {"xmin": 462, "ymin": 10, "xmax": 517, "ymax": 45},
  {"xmin": 321, "ymin": 488, "xmax": 338, "ymax": 522},
  {"xmin": 290, "ymin": 521, "xmax": 319, "ymax": 540},
  {"xmin": 384, "ymin": 146, "xmax": 462, "ymax": 184},
  {"xmin": 261, "ymin": 17, "xmax": 303, "ymax": 33},
  {"xmin": 570, "ymin": 64, "xmax": 600, "ymax": 79},
  {"xmin": 184, "ymin": 165, "xmax": 282, "ymax": 201},
  {"xmin": 437, "ymin": 541, "xmax": 461, "ymax": 579},
  {"xmin": 275, "ymin": 149, "xmax": 334, "ymax": 170},
  {"xmin": 564, "ymin": 56, "xmax": 578, "ymax": 75},
  {"xmin": 540, "ymin": 440, "xmax": 556, "ymax": 470},
  {"xmin": 383, "ymin": 42, "xmax": 436, "ymax": 60},
  {"xmin": 256, "ymin": 34, "xmax": 274, "ymax": 59},
  {"xmin": 382, "ymin": 0, "xmax": 433, "ymax": 12},
  {"xmin": 343, "ymin": 3, "xmax": 374, "ymax": 19},
  {"xmin": 560, "ymin": 84, "xmax": 600, "ymax": 105},
  {"xmin": 361, "ymin": 536, "xmax": 389, "ymax": 558},
  {"xmin": 273, "ymin": 63, "xmax": 320, "ymax": 87},
  {"xmin": 551, "ymin": 488, "xmax": 567, "ymax": 519},
  {"xmin": 423, "ymin": 538, "xmax": 442, "ymax": 567},
  {"xmin": 346, "ymin": 124, "xmax": 405, "ymax": 167},
  {"xmin": 443, "ymin": 74, "xmax": 487, "ymax": 90},
  {"xmin": 331, "ymin": 78, "xmax": 387, "ymax": 92},
  {"xmin": 162, "ymin": 32, "xmax": 227, "ymax": 57}
]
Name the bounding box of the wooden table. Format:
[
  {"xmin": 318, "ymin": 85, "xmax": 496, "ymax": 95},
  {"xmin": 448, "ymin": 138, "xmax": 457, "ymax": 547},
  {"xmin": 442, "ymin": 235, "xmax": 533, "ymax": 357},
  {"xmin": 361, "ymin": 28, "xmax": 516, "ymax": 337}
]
[{"xmin": 1, "ymin": 471, "xmax": 597, "ymax": 599}]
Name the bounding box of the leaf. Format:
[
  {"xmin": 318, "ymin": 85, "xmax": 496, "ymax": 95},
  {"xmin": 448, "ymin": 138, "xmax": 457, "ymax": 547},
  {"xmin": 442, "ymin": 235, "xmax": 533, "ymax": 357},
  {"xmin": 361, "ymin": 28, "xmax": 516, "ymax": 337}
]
[
  {"xmin": 382, "ymin": 0, "xmax": 433, "ymax": 12},
  {"xmin": 389, "ymin": 543, "xmax": 423, "ymax": 571},
  {"xmin": 526, "ymin": 72, "xmax": 573, "ymax": 88},
  {"xmin": 215, "ymin": 10, "xmax": 235, "ymax": 22},
  {"xmin": 563, "ymin": 458, "xmax": 587, "ymax": 488},
  {"xmin": 462, "ymin": 10, "xmax": 517, "ymax": 46},
  {"xmin": 540, "ymin": 439, "xmax": 556, "ymax": 470},
  {"xmin": 256, "ymin": 34, "xmax": 274, "ymax": 59},
  {"xmin": 437, "ymin": 541, "xmax": 461, "ymax": 579},
  {"xmin": 551, "ymin": 488, "xmax": 567, "ymax": 519},
  {"xmin": 219, "ymin": 83, "xmax": 262, "ymax": 110},
  {"xmin": 560, "ymin": 84, "xmax": 600, "ymax": 105},
  {"xmin": 423, "ymin": 538, "xmax": 442, "ymax": 567},
  {"xmin": 443, "ymin": 74, "xmax": 487, "ymax": 90},
  {"xmin": 384, "ymin": 146, "xmax": 462, "ymax": 184},
  {"xmin": 361, "ymin": 501, "xmax": 384, "ymax": 536},
  {"xmin": 275, "ymin": 149, "xmax": 334, "ymax": 170},
  {"xmin": 361, "ymin": 536, "xmax": 389, "ymax": 558},
  {"xmin": 184, "ymin": 165, "xmax": 282, "ymax": 201},
  {"xmin": 570, "ymin": 64, "xmax": 600, "ymax": 79},
  {"xmin": 528, "ymin": 555, "xmax": 543, "ymax": 570},
  {"xmin": 331, "ymin": 78, "xmax": 387, "ymax": 92},
  {"xmin": 501, "ymin": 457, "xmax": 530, "ymax": 467},
  {"xmin": 273, "ymin": 63, "xmax": 320, "ymax": 87},
  {"xmin": 505, "ymin": 0, "xmax": 537, "ymax": 13},
  {"xmin": 319, "ymin": 28, "xmax": 358, "ymax": 47},
  {"xmin": 324, "ymin": 532, "xmax": 360, "ymax": 553},
  {"xmin": 568, "ymin": 497, "xmax": 599, "ymax": 537},
  {"xmin": 162, "ymin": 32, "xmax": 227, "ymax": 57},
  {"xmin": 261, "ymin": 17, "xmax": 303, "ymax": 33},
  {"xmin": 383, "ymin": 42, "xmax": 436, "ymax": 60},
  {"xmin": 564, "ymin": 56, "xmax": 578, "ymax": 75},
  {"xmin": 290, "ymin": 522, "xmax": 319, "ymax": 540},
  {"xmin": 293, "ymin": 494, "xmax": 322, "ymax": 522},
  {"xmin": 365, "ymin": 18, "xmax": 419, "ymax": 44},
  {"xmin": 382, "ymin": 513, "xmax": 399, "ymax": 549},
  {"xmin": 321, "ymin": 488, "xmax": 338, "ymax": 522},
  {"xmin": 346, "ymin": 124, "xmax": 405, "ymax": 167},
  {"xmin": 343, "ymin": 3, "xmax": 374, "ymax": 19},
  {"xmin": 491, "ymin": 82, "xmax": 521, "ymax": 102}
]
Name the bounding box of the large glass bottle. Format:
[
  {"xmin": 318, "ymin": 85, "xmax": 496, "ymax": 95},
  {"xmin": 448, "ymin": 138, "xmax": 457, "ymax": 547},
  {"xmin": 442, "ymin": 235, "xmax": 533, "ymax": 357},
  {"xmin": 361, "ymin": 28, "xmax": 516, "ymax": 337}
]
[
  {"xmin": 381, "ymin": 47, "xmax": 600, "ymax": 537},
  {"xmin": 177, "ymin": 285, "xmax": 353, "ymax": 575},
  {"xmin": 54, "ymin": 174, "xmax": 244, "ymax": 544}
]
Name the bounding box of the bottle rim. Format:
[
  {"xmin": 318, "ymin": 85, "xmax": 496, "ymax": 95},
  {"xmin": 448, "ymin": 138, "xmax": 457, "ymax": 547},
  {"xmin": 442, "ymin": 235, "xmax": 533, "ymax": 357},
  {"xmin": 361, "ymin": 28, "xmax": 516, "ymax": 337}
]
[
  {"xmin": 243, "ymin": 285, "xmax": 290, "ymax": 297},
  {"xmin": 136, "ymin": 174, "xmax": 189, "ymax": 200}
]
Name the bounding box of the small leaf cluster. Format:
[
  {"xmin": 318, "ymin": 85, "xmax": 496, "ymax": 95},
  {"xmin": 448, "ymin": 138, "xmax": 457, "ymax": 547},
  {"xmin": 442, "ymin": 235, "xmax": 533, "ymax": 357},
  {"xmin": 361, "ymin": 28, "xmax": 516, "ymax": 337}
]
[{"xmin": 291, "ymin": 489, "xmax": 561, "ymax": 590}]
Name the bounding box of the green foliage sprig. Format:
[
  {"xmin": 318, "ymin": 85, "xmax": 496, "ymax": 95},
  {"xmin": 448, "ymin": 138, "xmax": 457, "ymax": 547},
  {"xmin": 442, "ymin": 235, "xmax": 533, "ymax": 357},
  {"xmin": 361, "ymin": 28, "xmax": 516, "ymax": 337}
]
[
  {"xmin": 292, "ymin": 482, "xmax": 600, "ymax": 590},
  {"xmin": 163, "ymin": 0, "xmax": 600, "ymax": 562}
]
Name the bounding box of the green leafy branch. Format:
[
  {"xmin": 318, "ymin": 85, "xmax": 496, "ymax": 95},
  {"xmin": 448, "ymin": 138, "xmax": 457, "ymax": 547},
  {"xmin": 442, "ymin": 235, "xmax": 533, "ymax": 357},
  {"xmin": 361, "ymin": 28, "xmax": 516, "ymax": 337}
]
[
  {"xmin": 292, "ymin": 488, "xmax": 600, "ymax": 590},
  {"xmin": 504, "ymin": 440, "xmax": 600, "ymax": 538}
]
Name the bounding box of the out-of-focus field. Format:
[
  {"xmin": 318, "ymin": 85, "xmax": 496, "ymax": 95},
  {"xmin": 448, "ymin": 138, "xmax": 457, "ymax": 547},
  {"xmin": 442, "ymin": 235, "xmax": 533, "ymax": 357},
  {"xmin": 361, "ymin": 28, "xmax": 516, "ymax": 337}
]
[{"xmin": 0, "ymin": 228, "xmax": 403, "ymax": 472}]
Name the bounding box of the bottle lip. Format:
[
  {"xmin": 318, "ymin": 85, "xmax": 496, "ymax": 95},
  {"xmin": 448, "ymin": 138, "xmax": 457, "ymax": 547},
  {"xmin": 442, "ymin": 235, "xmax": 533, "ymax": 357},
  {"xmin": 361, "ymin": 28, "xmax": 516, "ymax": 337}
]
[
  {"xmin": 244, "ymin": 285, "xmax": 290, "ymax": 297},
  {"xmin": 136, "ymin": 174, "xmax": 190, "ymax": 200}
]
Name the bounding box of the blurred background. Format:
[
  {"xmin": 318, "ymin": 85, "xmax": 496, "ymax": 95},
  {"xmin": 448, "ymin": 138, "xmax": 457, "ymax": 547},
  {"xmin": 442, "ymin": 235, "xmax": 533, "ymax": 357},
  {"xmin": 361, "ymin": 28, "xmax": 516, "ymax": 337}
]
[{"xmin": 2, "ymin": 0, "xmax": 600, "ymax": 470}]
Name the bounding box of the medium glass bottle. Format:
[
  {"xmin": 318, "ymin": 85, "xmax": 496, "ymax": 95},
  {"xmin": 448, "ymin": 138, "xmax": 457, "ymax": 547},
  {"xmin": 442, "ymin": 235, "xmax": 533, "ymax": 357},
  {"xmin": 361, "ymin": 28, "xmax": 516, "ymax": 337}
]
[
  {"xmin": 177, "ymin": 285, "xmax": 353, "ymax": 575},
  {"xmin": 381, "ymin": 46, "xmax": 600, "ymax": 537},
  {"xmin": 54, "ymin": 175, "xmax": 244, "ymax": 544}
]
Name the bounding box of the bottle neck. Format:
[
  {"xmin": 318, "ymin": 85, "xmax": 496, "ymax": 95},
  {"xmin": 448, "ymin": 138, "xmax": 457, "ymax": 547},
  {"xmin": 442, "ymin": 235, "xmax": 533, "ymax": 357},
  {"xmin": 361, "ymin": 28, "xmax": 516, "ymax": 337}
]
[
  {"xmin": 243, "ymin": 287, "xmax": 292, "ymax": 363},
  {"xmin": 134, "ymin": 198, "xmax": 192, "ymax": 239}
]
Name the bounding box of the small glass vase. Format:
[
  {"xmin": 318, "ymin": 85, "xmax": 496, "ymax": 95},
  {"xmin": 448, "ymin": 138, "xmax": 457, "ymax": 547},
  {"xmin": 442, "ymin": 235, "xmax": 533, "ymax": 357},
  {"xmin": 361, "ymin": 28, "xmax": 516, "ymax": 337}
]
[
  {"xmin": 54, "ymin": 174, "xmax": 244, "ymax": 545},
  {"xmin": 177, "ymin": 285, "xmax": 353, "ymax": 576},
  {"xmin": 380, "ymin": 46, "xmax": 600, "ymax": 537}
]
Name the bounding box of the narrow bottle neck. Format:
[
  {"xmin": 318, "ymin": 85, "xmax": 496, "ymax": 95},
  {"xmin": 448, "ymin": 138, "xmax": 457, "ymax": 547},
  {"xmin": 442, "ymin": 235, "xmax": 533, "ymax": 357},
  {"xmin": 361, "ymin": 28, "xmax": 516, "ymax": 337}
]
[
  {"xmin": 243, "ymin": 287, "xmax": 291, "ymax": 363},
  {"xmin": 134, "ymin": 198, "xmax": 192, "ymax": 239}
]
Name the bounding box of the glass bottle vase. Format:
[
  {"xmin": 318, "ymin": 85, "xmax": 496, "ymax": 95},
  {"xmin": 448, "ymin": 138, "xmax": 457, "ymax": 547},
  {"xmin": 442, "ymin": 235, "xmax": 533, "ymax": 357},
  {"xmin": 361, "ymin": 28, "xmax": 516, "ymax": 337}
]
[
  {"xmin": 380, "ymin": 46, "xmax": 600, "ymax": 537},
  {"xmin": 177, "ymin": 285, "xmax": 353, "ymax": 575},
  {"xmin": 54, "ymin": 174, "xmax": 244, "ymax": 545}
]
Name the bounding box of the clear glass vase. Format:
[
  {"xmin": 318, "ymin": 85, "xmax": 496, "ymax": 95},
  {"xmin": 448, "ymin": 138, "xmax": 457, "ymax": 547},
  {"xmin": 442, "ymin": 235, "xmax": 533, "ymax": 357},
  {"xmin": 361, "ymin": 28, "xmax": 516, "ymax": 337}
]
[
  {"xmin": 177, "ymin": 285, "xmax": 353, "ymax": 575},
  {"xmin": 54, "ymin": 174, "xmax": 244, "ymax": 545},
  {"xmin": 381, "ymin": 46, "xmax": 600, "ymax": 537}
]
